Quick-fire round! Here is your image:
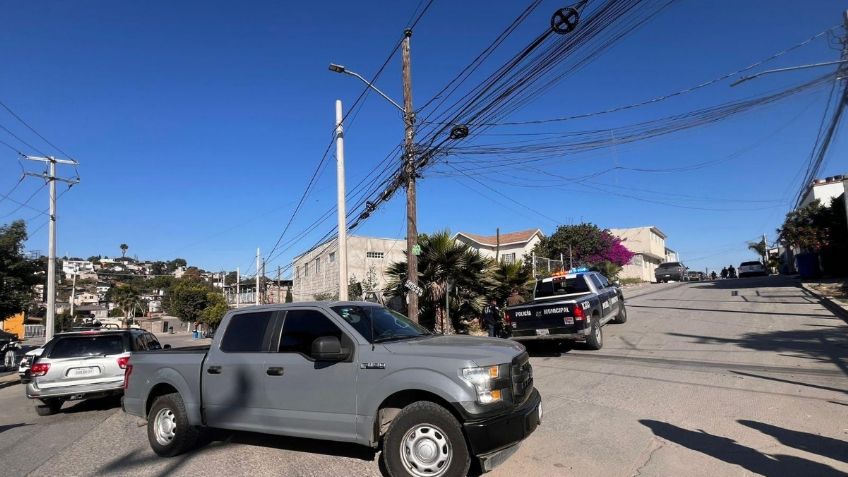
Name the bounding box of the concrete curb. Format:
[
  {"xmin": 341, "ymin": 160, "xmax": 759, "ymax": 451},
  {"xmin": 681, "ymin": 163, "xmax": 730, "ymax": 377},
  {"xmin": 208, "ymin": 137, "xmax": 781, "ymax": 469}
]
[
  {"xmin": 0, "ymin": 372, "xmax": 20, "ymax": 389},
  {"xmin": 800, "ymin": 282, "xmax": 848, "ymax": 323}
]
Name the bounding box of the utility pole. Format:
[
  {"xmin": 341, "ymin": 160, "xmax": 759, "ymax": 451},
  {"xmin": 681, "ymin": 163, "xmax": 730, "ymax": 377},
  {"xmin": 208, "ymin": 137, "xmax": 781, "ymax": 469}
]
[
  {"xmin": 495, "ymin": 227, "xmax": 500, "ymax": 263},
  {"xmin": 236, "ymin": 267, "xmax": 241, "ymax": 308},
  {"xmin": 23, "ymin": 155, "xmax": 79, "ymax": 342},
  {"xmin": 335, "ymin": 99, "xmax": 349, "ymax": 301},
  {"xmin": 255, "ymin": 248, "xmax": 261, "ymax": 306},
  {"xmin": 69, "ymin": 265, "xmax": 78, "ymax": 318},
  {"xmin": 221, "ymin": 270, "xmax": 227, "ymax": 304},
  {"xmin": 276, "ymin": 265, "xmax": 282, "ymax": 304},
  {"xmin": 762, "ymin": 234, "xmax": 768, "ymax": 265},
  {"xmin": 402, "ymin": 28, "xmax": 419, "ymax": 322}
]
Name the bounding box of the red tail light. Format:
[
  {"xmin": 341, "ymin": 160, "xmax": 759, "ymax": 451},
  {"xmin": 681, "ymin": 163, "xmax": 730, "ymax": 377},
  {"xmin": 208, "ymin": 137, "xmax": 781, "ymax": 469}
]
[
  {"xmin": 504, "ymin": 311, "xmax": 512, "ymax": 324},
  {"xmin": 117, "ymin": 356, "xmax": 130, "ymax": 369},
  {"xmin": 573, "ymin": 305, "xmax": 586, "ymax": 321},
  {"xmin": 31, "ymin": 362, "xmax": 50, "ymax": 376},
  {"xmin": 123, "ymin": 363, "xmax": 133, "ymax": 390}
]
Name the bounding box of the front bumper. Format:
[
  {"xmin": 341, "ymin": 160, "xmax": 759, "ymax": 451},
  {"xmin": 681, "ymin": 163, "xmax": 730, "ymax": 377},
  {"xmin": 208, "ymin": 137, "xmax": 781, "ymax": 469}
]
[
  {"xmin": 26, "ymin": 379, "xmax": 124, "ymax": 400},
  {"xmin": 463, "ymin": 388, "xmax": 542, "ymax": 458}
]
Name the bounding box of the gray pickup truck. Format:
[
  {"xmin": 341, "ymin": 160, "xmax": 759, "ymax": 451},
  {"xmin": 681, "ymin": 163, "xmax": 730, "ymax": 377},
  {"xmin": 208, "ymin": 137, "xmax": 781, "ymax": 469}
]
[{"xmin": 123, "ymin": 302, "xmax": 541, "ymax": 476}]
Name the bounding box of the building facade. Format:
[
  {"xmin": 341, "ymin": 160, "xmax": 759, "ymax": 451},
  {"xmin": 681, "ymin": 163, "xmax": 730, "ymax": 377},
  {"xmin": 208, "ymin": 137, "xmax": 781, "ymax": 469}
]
[
  {"xmin": 292, "ymin": 235, "xmax": 406, "ymax": 302},
  {"xmin": 453, "ymin": 229, "xmax": 544, "ymax": 264},
  {"xmin": 798, "ymin": 174, "xmax": 847, "ymax": 208},
  {"xmin": 609, "ymin": 226, "xmax": 668, "ymax": 282}
]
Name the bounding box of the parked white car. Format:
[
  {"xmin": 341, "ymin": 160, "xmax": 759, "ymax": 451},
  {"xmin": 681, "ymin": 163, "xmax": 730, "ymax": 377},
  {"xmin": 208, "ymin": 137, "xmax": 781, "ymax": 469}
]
[{"xmin": 738, "ymin": 261, "xmax": 768, "ymax": 278}]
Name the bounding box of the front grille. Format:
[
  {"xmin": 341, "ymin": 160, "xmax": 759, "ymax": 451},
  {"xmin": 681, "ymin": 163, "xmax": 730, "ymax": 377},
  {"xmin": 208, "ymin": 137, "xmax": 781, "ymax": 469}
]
[{"xmin": 510, "ymin": 352, "xmax": 533, "ymax": 405}]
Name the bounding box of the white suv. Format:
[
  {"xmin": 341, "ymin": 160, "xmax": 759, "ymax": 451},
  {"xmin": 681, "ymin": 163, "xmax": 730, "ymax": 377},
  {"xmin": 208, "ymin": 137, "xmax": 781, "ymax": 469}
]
[{"xmin": 738, "ymin": 261, "xmax": 768, "ymax": 278}]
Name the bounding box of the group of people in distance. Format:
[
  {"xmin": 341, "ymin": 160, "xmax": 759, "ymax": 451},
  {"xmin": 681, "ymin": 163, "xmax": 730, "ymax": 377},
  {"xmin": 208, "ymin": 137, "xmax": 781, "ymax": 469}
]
[{"xmin": 720, "ymin": 265, "xmax": 737, "ymax": 279}]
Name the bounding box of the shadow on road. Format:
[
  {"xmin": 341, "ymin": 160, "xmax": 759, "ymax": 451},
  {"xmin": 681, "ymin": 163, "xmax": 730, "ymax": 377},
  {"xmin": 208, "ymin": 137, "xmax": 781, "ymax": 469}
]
[
  {"xmin": 61, "ymin": 395, "xmax": 123, "ymax": 414},
  {"xmin": 669, "ymin": 327, "xmax": 848, "ymax": 377},
  {"xmin": 0, "ymin": 423, "xmax": 29, "ymax": 434},
  {"xmin": 639, "ymin": 419, "xmax": 848, "ymax": 477},
  {"xmin": 630, "ymin": 303, "xmax": 833, "ymax": 318},
  {"xmin": 739, "ymin": 419, "xmax": 848, "ymax": 464}
]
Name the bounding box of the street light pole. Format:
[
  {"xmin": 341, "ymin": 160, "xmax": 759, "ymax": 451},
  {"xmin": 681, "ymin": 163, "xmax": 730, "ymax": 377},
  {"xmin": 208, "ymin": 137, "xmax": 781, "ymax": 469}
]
[
  {"xmin": 335, "ymin": 99, "xmax": 349, "ymax": 301},
  {"xmin": 401, "ymin": 28, "xmax": 419, "ymax": 323}
]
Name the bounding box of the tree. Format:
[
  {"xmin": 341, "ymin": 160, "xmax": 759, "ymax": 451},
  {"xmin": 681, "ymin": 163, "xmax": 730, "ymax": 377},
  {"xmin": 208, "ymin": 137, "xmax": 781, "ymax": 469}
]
[
  {"xmin": 166, "ymin": 280, "xmax": 213, "ymax": 323},
  {"xmin": 490, "ymin": 260, "xmax": 533, "ymax": 304},
  {"xmin": 385, "ymin": 231, "xmax": 489, "ymax": 334},
  {"xmin": 532, "ymin": 223, "xmax": 634, "ymax": 277},
  {"xmin": 167, "ymin": 258, "xmax": 187, "ymax": 272},
  {"xmin": 0, "ymin": 221, "xmax": 40, "ymax": 321},
  {"xmin": 111, "ymin": 285, "xmax": 140, "ymax": 328},
  {"xmin": 120, "ymin": 243, "xmax": 128, "ymax": 258},
  {"xmin": 747, "ymin": 240, "xmax": 767, "ymax": 263},
  {"xmin": 778, "ymin": 196, "xmax": 848, "ymax": 274},
  {"xmin": 150, "ymin": 261, "xmax": 167, "ymax": 275},
  {"xmin": 200, "ymin": 292, "xmax": 228, "ymax": 329}
]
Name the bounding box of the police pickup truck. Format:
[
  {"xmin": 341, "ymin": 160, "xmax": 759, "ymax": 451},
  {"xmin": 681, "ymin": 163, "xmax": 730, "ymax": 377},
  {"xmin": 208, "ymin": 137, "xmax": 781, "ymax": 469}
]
[{"xmin": 504, "ymin": 270, "xmax": 627, "ymax": 350}]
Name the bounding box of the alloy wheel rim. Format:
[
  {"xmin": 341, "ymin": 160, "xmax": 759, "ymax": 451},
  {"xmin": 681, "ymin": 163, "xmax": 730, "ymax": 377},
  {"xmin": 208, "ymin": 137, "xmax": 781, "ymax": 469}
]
[
  {"xmin": 400, "ymin": 423, "xmax": 452, "ymax": 477},
  {"xmin": 154, "ymin": 408, "xmax": 177, "ymax": 446}
]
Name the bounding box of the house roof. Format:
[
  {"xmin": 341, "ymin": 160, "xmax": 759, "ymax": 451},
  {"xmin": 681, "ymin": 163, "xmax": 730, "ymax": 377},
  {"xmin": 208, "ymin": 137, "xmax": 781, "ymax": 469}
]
[{"xmin": 454, "ymin": 228, "xmax": 543, "ymax": 247}]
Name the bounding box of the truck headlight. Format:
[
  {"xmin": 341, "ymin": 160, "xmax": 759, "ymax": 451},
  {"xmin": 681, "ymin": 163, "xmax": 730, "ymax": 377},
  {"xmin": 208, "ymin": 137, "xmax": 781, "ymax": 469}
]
[{"xmin": 460, "ymin": 365, "xmax": 503, "ymax": 404}]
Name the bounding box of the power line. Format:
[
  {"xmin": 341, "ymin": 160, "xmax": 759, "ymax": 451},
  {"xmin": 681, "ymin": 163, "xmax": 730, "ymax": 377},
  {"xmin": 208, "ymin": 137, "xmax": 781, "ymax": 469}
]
[{"xmin": 0, "ymin": 99, "xmax": 76, "ymax": 160}]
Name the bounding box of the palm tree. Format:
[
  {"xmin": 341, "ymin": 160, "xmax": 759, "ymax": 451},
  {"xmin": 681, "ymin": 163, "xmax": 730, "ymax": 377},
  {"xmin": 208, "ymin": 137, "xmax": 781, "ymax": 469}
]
[
  {"xmin": 112, "ymin": 285, "xmax": 140, "ymax": 328},
  {"xmin": 385, "ymin": 231, "xmax": 489, "ymax": 334},
  {"xmin": 120, "ymin": 243, "xmax": 128, "ymax": 258},
  {"xmin": 490, "ymin": 260, "xmax": 533, "ymax": 303},
  {"xmin": 747, "ymin": 240, "xmax": 767, "ymax": 263}
]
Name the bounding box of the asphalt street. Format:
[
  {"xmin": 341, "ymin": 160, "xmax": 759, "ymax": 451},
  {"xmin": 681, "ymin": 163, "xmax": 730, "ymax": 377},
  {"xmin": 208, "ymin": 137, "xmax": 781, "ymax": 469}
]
[{"xmin": 1, "ymin": 276, "xmax": 846, "ymax": 476}]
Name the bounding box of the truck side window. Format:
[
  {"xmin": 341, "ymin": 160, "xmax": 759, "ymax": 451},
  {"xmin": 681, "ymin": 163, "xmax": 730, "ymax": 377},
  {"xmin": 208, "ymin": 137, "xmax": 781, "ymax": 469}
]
[
  {"xmin": 590, "ymin": 275, "xmax": 605, "ymax": 290},
  {"xmin": 598, "ymin": 275, "xmax": 610, "ymax": 288},
  {"xmin": 220, "ymin": 311, "xmax": 274, "ymax": 352},
  {"xmin": 278, "ymin": 309, "xmax": 342, "ymax": 357},
  {"xmin": 146, "ymin": 333, "xmax": 162, "ymax": 350}
]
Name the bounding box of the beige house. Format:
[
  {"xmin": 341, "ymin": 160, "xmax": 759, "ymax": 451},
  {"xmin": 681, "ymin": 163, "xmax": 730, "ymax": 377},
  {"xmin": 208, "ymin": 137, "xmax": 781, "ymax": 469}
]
[
  {"xmin": 609, "ymin": 226, "xmax": 668, "ymax": 282},
  {"xmin": 292, "ymin": 235, "xmax": 406, "ymax": 302},
  {"xmin": 453, "ymin": 229, "xmax": 544, "ymax": 264},
  {"xmin": 799, "ymin": 174, "xmax": 847, "ymax": 208}
]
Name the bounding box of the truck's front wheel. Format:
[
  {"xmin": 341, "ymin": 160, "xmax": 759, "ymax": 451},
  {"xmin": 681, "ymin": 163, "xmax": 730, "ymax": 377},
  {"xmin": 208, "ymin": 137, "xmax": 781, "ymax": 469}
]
[
  {"xmin": 383, "ymin": 401, "xmax": 470, "ymax": 477},
  {"xmin": 147, "ymin": 392, "xmax": 200, "ymax": 457}
]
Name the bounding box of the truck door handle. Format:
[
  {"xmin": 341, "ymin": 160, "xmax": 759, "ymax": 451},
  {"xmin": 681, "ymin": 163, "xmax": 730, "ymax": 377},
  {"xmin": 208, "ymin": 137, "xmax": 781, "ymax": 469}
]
[
  {"xmin": 266, "ymin": 367, "xmax": 285, "ymax": 376},
  {"xmin": 207, "ymin": 366, "xmax": 222, "ymax": 375}
]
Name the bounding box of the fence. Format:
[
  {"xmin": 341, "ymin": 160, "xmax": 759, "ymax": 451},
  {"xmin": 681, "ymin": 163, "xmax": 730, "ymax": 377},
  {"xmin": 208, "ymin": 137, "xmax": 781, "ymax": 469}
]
[
  {"xmin": 24, "ymin": 324, "xmax": 45, "ymax": 338},
  {"xmin": 530, "ymin": 254, "xmax": 566, "ymax": 277}
]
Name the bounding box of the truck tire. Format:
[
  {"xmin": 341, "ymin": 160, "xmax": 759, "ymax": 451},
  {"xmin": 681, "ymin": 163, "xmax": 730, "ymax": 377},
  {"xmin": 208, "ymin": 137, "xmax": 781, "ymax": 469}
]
[
  {"xmin": 612, "ymin": 303, "xmax": 627, "ymax": 324},
  {"xmin": 35, "ymin": 398, "xmax": 63, "ymax": 416},
  {"xmin": 382, "ymin": 401, "xmax": 470, "ymax": 477},
  {"xmin": 147, "ymin": 392, "xmax": 200, "ymax": 457},
  {"xmin": 585, "ymin": 315, "xmax": 603, "ymax": 350}
]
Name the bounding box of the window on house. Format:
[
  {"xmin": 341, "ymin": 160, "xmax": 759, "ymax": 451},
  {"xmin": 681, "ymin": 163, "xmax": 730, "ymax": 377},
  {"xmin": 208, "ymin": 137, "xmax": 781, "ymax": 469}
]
[
  {"xmin": 502, "ymin": 253, "xmax": 516, "ymax": 264},
  {"xmin": 366, "ymin": 251, "xmax": 384, "ymax": 259},
  {"xmin": 329, "ymin": 252, "xmax": 336, "ymax": 263},
  {"xmin": 315, "ymin": 257, "xmax": 321, "ymax": 274}
]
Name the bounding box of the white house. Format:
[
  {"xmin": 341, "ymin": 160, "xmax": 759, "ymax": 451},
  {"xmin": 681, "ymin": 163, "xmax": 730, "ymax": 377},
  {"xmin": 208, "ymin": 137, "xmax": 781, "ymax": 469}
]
[
  {"xmin": 798, "ymin": 174, "xmax": 847, "ymax": 208},
  {"xmin": 453, "ymin": 228, "xmax": 544, "ymax": 264},
  {"xmin": 73, "ymin": 292, "xmax": 100, "ymax": 306},
  {"xmin": 609, "ymin": 226, "xmax": 669, "ymax": 283},
  {"xmin": 292, "ymin": 235, "xmax": 407, "ymax": 302}
]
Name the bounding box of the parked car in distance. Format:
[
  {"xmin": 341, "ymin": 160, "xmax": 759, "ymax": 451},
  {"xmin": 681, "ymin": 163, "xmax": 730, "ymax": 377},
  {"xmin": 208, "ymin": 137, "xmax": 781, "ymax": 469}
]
[
  {"xmin": 655, "ymin": 262, "xmax": 687, "ymax": 283},
  {"xmin": 738, "ymin": 261, "xmax": 768, "ymax": 277},
  {"xmin": 19, "ymin": 348, "xmax": 43, "ymax": 384},
  {"xmin": 124, "ymin": 302, "xmax": 541, "ymax": 476},
  {"xmin": 27, "ymin": 329, "xmax": 165, "ymax": 416},
  {"xmin": 686, "ymin": 271, "xmax": 704, "ymax": 281}
]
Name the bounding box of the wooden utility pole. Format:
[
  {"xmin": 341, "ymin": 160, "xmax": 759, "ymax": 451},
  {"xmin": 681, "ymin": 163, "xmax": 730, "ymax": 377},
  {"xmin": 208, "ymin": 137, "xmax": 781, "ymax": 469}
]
[
  {"xmin": 495, "ymin": 228, "xmax": 500, "ymax": 262},
  {"xmin": 402, "ymin": 28, "xmax": 419, "ymax": 322}
]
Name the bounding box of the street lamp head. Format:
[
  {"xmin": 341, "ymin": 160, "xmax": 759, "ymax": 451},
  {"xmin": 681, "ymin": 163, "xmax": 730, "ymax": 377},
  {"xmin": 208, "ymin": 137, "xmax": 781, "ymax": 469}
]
[{"xmin": 328, "ymin": 63, "xmax": 346, "ymax": 74}]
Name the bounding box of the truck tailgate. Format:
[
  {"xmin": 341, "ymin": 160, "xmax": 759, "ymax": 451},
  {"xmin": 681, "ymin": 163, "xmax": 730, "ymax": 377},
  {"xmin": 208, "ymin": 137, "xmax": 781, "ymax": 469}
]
[{"xmin": 507, "ymin": 297, "xmax": 590, "ymax": 337}]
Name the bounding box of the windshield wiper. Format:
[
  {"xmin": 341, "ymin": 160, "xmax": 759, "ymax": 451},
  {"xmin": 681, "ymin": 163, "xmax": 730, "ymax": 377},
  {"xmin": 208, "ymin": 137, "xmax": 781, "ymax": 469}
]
[{"xmin": 372, "ymin": 335, "xmax": 422, "ymax": 344}]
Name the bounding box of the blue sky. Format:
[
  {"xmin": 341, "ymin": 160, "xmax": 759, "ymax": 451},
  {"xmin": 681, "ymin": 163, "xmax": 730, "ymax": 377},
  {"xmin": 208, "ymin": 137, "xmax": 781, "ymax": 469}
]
[{"xmin": 0, "ymin": 0, "xmax": 845, "ymax": 277}]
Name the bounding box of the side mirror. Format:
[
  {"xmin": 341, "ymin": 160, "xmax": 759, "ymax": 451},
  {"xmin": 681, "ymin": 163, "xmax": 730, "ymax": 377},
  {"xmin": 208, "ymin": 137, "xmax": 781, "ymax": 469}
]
[
  {"xmin": 311, "ymin": 336, "xmax": 348, "ymax": 361},
  {"xmin": 163, "ymin": 344, "xmax": 172, "ymax": 350}
]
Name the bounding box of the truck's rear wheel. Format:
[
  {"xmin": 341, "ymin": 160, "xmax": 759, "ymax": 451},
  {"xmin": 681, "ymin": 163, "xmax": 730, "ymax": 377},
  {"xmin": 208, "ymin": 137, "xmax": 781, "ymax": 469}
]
[
  {"xmin": 383, "ymin": 401, "xmax": 470, "ymax": 477},
  {"xmin": 147, "ymin": 392, "xmax": 199, "ymax": 457},
  {"xmin": 585, "ymin": 316, "xmax": 603, "ymax": 350}
]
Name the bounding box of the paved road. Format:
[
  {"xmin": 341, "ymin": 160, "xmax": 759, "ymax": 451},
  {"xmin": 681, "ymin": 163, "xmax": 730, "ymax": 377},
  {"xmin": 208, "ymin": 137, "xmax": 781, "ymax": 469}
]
[{"xmin": 1, "ymin": 276, "xmax": 846, "ymax": 476}]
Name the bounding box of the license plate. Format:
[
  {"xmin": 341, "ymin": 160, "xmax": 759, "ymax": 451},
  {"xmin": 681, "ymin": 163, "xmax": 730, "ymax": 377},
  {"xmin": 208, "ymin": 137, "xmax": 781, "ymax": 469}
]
[
  {"xmin": 67, "ymin": 366, "xmax": 100, "ymax": 378},
  {"xmin": 563, "ymin": 316, "xmax": 574, "ymax": 325},
  {"xmin": 536, "ymin": 329, "xmax": 549, "ymax": 336}
]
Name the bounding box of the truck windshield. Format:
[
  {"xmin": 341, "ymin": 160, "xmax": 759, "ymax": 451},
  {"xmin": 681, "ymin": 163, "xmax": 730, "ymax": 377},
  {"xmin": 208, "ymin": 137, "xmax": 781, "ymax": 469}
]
[
  {"xmin": 535, "ymin": 276, "xmax": 591, "ymax": 298},
  {"xmin": 331, "ymin": 305, "xmax": 431, "ymax": 343}
]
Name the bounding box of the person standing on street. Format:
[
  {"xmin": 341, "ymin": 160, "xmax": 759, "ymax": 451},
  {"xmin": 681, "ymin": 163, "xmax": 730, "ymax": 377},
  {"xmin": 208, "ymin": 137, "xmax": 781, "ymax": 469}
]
[
  {"xmin": 721, "ymin": 267, "xmax": 728, "ymax": 279},
  {"xmin": 481, "ymin": 298, "xmax": 500, "ymax": 337}
]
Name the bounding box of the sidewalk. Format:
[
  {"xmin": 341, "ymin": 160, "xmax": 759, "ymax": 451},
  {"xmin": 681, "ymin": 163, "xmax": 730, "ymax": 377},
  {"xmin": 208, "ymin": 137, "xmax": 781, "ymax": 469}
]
[{"xmin": 800, "ymin": 279, "xmax": 848, "ymax": 322}]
